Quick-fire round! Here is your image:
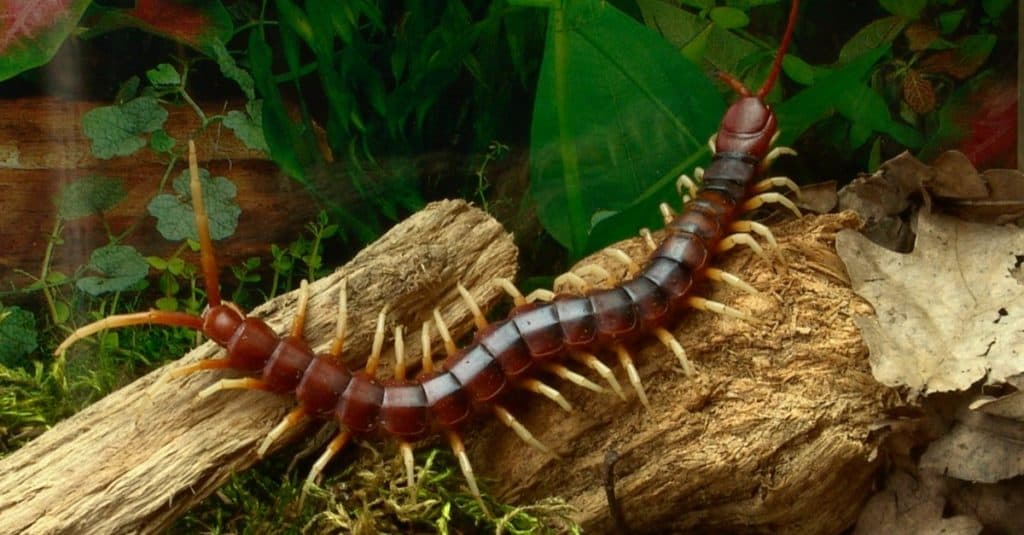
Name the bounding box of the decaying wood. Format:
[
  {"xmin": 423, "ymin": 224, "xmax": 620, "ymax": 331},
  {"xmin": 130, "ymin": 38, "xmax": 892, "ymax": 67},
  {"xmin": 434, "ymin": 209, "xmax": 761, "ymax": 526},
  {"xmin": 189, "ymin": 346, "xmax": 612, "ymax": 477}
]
[
  {"xmin": 472, "ymin": 212, "xmax": 897, "ymax": 534},
  {"xmin": 0, "ymin": 200, "xmax": 517, "ymax": 535}
]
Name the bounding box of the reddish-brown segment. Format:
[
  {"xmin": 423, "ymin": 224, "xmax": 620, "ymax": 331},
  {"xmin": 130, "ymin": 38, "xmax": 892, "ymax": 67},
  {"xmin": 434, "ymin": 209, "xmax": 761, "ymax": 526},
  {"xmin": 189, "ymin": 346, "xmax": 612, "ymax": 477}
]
[{"xmin": 55, "ymin": 0, "xmax": 802, "ymax": 510}]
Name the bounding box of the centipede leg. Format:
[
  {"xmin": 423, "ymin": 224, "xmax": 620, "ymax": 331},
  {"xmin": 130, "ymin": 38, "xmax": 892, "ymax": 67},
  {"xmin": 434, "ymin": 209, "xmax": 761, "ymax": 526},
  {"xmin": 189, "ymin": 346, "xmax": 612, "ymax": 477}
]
[
  {"xmin": 55, "ymin": 310, "xmax": 204, "ymax": 355},
  {"xmin": 494, "ymin": 277, "xmax": 527, "ymax": 306},
  {"xmin": 576, "ymin": 264, "xmax": 614, "ymax": 286},
  {"xmin": 258, "ymin": 406, "xmax": 307, "ymax": 457},
  {"xmin": 731, "ymin": 220, "xmax": 779, "ymax": 249},
  {"xmin": 554, "ymin": 271, "xmax": 591, "ymax": 293},
  {"xmin": 326, "ymin": 278, "xmax": 349, "ymax": 359},
  {"xmin": 456, "ymin": 283, "xmax": 488, "ymax": 330},
  {"xmin": 676, "ymin": 174, "xmax": 697, "ymax": 201},
  {"xmin": 419, "ymin": 320, "xmax": 435, "ymax": 374},
  {"xmin": 653, "ymin": 327, "xmax": 695, "ymax": 376},
  {"xmin": 708, "ymin": 133, "xmax": 718, "ymax": 153},
  {"xmin": 542, "ymin": 363, "xmax": 607, "ymax": 393},
  {"xmin": 363, "ymin": 305, "xmax": 389, "ymax": 375},
  {"xmin": 613, "ymin": 345, "xmax": 650, "ymax": 409},
  {"xmin": 603, "ymin": 247, "xmax": 640, "ymax": 275},
  {"xmin": 742, "ymin": 192, "xmax": 803, "ymax": 218},
  {"xmin": 520, "ymin": 378, "xmax": 573, "ymax": 412},
  {"xmin": 448, "ymin": 431, "xmax": 492, "ymax": 518},
  {"xmin": 432, "ymin": 308, "xmax": 458, "ymax": 356},
  {"xmin": 198, "ymin": 377, "xmax": 268, "ymax": 399},
  {"xmin": 572, "ymin": 351, "xmax": 626, "ymax": 400},
  {"xmin": 752, "ymin": 176, "xmax": 802, "ymax": 198},
  {"xmin": 717, "ymin": 232, "xmax": 768, "ymax": 261},
  {"xmin": 763, "ymin": 146, "xmax": 798, "ymax": 168},
  {"xmin": 688, "ymin": 296, "xmax": 755, "ymax": 323},
  {"xmin": 525, "ymin": 288, "xmax": 555, "ymax": 303},
  {"xmin": 168, "ymin": 357, "xmax": 233, "ymax": 379},
  {"xmin": 399, "ymin": 440, "xmax": 416, "ymax": 498},
  {"xmin": 494, "ymin": 405, "xmax": 556, "ymax": 456},
  {"xmin": 640, "ymin": 228, "xmax": 658, "ymax": 252},
  {"xmin": 705, "ymin": 267, "xmax": 761, "ymax": 296},
  {"xmin": 305, "ymin": 430, "xmax": 352, "ymax": 490},
  {"xmin": 289, "ymin": 279, "xmax": 311, "ymax": 337},
  {"xmin": 659, "ymin": 202, "xmax": 677, "ymax": 225}
]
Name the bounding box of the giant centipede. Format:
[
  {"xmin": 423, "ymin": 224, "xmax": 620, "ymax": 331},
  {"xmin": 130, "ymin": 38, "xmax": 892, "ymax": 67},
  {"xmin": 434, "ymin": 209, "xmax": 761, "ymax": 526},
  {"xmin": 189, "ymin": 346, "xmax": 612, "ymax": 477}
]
[{"xmin": 56, "ymin": 0, "xmax": 804, "ymax": 519}]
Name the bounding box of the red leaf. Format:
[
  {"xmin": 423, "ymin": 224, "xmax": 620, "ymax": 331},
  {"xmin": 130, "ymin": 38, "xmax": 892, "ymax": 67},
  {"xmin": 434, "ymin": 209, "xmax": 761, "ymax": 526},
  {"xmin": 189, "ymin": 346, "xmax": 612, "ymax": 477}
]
[
  {"xmin": 956, "ymin": 78, "xmax": 1017, "ymax": 169},
  {"xmin": 106, "ymin": 0, "xmax": 232, "ymax": 54}
]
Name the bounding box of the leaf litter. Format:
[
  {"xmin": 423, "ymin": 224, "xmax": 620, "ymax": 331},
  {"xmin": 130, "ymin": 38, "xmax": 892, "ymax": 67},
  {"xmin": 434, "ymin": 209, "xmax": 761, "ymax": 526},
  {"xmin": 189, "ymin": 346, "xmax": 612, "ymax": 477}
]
[{"xmin": 837, "ymin": 150, "xmax": 1024, "ymax": 533}]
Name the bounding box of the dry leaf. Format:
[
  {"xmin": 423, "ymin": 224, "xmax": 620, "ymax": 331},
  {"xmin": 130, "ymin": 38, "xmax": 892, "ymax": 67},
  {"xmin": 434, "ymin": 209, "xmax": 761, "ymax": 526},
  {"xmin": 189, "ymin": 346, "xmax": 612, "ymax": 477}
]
[
  {"xmin": 854, "ymin": 471, "xmax": 982, "ymax": 535},
  {"xmin": 904, "ymin": 22, "xmax": 940, "ymax": 51},
  {"xmin": 836, "ymin": 210, "xmax": 1024, "ymax": 394},
  {"xmin": 929, "ymin": 150, "xmax": 987, "ymax": 200},
  {"xmin": 903, "ymin": 69, "xmax": 937, "ymax": 114},
  {"xmin": 920, "ymin": 400, "xmax": 1024, "ymax": 482},
  {"xmin": 795, "ymin": 180, "xmax": 838, "ymax": 214}
]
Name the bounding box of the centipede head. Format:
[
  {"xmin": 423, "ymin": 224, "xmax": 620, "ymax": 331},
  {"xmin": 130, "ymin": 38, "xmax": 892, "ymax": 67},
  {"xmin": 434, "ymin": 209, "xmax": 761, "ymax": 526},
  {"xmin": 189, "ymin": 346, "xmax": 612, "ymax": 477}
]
[
  {"xmin": 715, "ymin": 97, "xmax": 778, "ymax": 157},
  {"xmin": 202, "ymin": 304, "xmax": 244, "ymax": 345}
]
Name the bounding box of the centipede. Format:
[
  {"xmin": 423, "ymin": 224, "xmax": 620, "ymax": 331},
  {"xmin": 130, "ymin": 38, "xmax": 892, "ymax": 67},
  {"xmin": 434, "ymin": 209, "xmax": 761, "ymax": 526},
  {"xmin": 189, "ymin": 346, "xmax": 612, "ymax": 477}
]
[{"xmin": 56, "ymin": 0, "xmax": 803, "ymax": 521}]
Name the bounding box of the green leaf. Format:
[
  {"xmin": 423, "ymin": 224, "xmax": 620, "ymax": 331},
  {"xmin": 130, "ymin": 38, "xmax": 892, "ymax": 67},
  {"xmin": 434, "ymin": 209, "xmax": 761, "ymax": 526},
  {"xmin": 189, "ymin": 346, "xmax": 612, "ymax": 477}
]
[
  {"xmin": 838, "ymin": 16, "xmax": 906, "ymax": 64},
  {"xmin": 211, "ymin": 40, "xmax": 255, "ymax": 100},
  {"xmin": 56, "ymin": 176, "xmax": 127, "ymax": 220},
  {"xmin": 937, "ymin": 9, "xmax": 966, "ymax": 34},
  {"xmin": 77, "ymin": 245, "xmax": 150, "ymax": 296},
  {"xmin": 155, "ymin": 296, "xmax": 179, "ymax": 311},
  {"xmin": 149, "ymin": 129, "xmax": 176, "ymax": 153},
  {"xmin": 982, "ymin": 0, "xmax": 1011, "ymax": 19},
  {"xmin": 782, "ymin": 54, "xmax": 814, "ymax": 85},
  {"xmin": 146, "ymin": 63, "xmax": 181, "ymax": 87},
  {"xmin": 82, "ymin": 97, "xmax": 168, "ymax": 159},
  {"xmin": 836, "ymin": 83, "xmax": 923, "ymax": 148},
  {"xmin": 530, "ymin": 0, "xmax": 723, "ymax": 257},
  {"xmin": 879, "ymin": 0, "xmax": 925, "ymax": 20},
  {"xmin": 709, "ymin": 7, "xmax": 749, "ymax": 30},
  {"xmin": 223, "ymin": 101, "xmax": 268, "ymax": 152},
  {"xmin": 0, "ymin": 0, "xmax": 91, "ymax": 82},
  {"xmin": 0, "ymin": 306, "xmax": 38, "ymax": 366},
  {"xmin": 147, "ymin": 168, "xmax": 241, "ymax": 241}
]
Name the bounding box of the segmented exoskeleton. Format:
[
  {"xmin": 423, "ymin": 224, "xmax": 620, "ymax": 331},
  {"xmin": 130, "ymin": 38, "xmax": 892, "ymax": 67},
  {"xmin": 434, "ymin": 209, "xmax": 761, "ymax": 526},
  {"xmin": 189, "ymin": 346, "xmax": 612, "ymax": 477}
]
[{"xmin": 57, "ymin": 0, "xmax": 804, "ymax": 516}]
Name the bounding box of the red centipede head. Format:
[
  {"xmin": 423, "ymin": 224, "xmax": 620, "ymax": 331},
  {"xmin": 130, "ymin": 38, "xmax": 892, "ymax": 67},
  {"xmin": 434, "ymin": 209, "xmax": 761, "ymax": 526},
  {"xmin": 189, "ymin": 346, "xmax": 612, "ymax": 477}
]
[{"xmin": 202, "ymin": 304, "xmax": 243, "ymax": 345}]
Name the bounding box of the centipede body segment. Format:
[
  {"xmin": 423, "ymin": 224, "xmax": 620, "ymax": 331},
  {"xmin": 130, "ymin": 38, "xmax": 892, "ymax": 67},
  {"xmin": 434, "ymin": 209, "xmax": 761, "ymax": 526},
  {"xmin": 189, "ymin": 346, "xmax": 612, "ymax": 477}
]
[{"xmin": 56, "ymin": 0, "xmax": 805, "ymax": 518}]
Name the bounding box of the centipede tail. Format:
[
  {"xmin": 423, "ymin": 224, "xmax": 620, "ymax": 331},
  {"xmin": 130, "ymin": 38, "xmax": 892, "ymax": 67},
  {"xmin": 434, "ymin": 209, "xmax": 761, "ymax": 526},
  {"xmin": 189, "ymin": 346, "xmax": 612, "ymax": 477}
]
[{"xmin": 56, "ymin": 0, "xmax": 803, "ymax": 518}]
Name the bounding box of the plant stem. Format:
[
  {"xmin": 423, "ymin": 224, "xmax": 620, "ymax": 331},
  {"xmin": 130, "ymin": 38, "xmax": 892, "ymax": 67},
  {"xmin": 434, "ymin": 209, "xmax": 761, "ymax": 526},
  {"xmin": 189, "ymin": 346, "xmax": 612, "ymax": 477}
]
[{"xmin": 39, "ymin": 219, "xmax": 64, "ymax": 325}]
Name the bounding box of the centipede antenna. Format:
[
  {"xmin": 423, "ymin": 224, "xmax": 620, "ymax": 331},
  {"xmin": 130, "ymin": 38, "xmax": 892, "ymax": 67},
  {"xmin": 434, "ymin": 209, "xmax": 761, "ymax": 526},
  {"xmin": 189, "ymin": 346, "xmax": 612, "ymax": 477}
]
[
  {"xmin": 456, "ymin": 283, "xmax": 488, "ymax": 331},
  {"xmin": 554, "ymin": 272, "xmax": 590, "ymax": 293},
  {"xmin": 519, "ymin": 378, "xmax": 573, "ymax": 412},
  {"xmin": 258, "ymin": 407, "xmax": 307, "ymax": 457},
  {"xmin": 290, "ymin": 279, "xmax": 310, "ymax": 337},
  {"xmin": 432, "ymin": 309, "xmax": 458, "ymax": 357},
  {"xmin": 329, "ymin": 278, "xmax": 348, "ymax": 359},
  {"xmin": 56, "ymin": 310, "xmax": 205, "ymax": 355},
  {"xmin": 705, "ymin": 268, "xmax": 761, "ymax": 297},
  {"xmin": 420, "ymin": 320, "xmax": 435, "ymax": 374},
  {"xmin": 659, "ymin": 202, "xmax": 676, "ymax": 225},
  {"xmin": 763, "ymin": 146, "xmax": 798, "ymax": 168},
  {"xmin": 494, "ymin": 277, "xmax": 527, "ymax": 306},
  {"xmin": 571, "ymin": 351, "xmax": 626, "ymax": 400},
  {"xmin": 743, "ymin": 192, "xmax": 803, "ymax": 219},
  {"xmin": 731, "ymin": 221, "xmax": 779, "ymax": 249},
  {"xmin": 187, "ymin": 140, "xmax": 222, "ymax": 308},
  {"xmin": 168, "ymin": 357, "xmax": 232, "ymax": 379},
  {"xmin": 756, "ymin": 0, "xmax": 801, "ymax": 98},
  {"xmin": 575, "ymin": 264, "xmax": 614, "ymax": 286},
  {"xmin": 198, "ymin": 377, "xmax": 267, "ymax": 399},
  {"xmin": 448, "ymin": 431, "xmax": 492, "ymax": 518},
  {"xmin": 399, "ymin": 441, "xmax": 416, "ymax": 498},
  {"xmin": 640, "ymin": 228, "xmax": 658, "ymax": 252},
  {"xmin": 613, "ymin": 345, "xmax": 650, "ymax": 409},
  {"xmin": 753, "ymin": 176, "xmax": 802, "ymax": 198},
  {"xmin": 688, "ymin": 296, "xmax": 755, "ymax": 323},
  {"xmin": 604, "ymin": 247, "xmax": 639, "ymax": 274},
  {"xmin": 676, "ymin": 174, "xmax": 698, "ymax": 201},
  {"xmin": 365, "ymin": 305, "xmax": 389, "ymax": 375},
  {"xmin": 653, "ymin": 327, "xmax": 695, "ymax": 376},
  {"xmin": 393, "ymin": 325, "xmax": 407, "ymax": 381},
  {"xmin": 717, "ymin": 232, "xmax": 769, "ymax": 261},
  {"xmin": 542, "ymin": 363, "xmax": 607, "ymax": 394},
  {"xmin": 525, "ymin": 288, "xmax": 555, "ymax": 303},
  {"xmin": 305, "ymin": 430, "xmax": 352, "ymax": 490},
  {"xmin": 494, "ymin": 405, "xmax": 555, "ymax": 456}
]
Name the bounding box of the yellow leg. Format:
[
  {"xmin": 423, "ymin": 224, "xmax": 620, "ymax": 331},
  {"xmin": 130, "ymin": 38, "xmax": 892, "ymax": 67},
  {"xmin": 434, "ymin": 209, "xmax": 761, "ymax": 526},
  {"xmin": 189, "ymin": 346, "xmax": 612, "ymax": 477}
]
[
  {"xmin": 613, "ymin": 345, "xmax": 650, "ymax": 409},
  {"xmin": 258, "ymin": 406, "xmax": 307, "ymax": 457},
  {"xmin": 198, "ymin": 377, "xmax": 267, "ymax": 399},
  {"xmin": 457, "ymin": 283, "xmax": 488, "ymax": 330},
  {"xmin": 448, "ymin": 431, "xmax": 492, "ymax": 518},
  {"xmin": 494, "ymin": 405, "xmax": 555, "ymax": 456},
  {"xmin": 364, "ymin": 305, "xmax": 389, "ymax": 375}
]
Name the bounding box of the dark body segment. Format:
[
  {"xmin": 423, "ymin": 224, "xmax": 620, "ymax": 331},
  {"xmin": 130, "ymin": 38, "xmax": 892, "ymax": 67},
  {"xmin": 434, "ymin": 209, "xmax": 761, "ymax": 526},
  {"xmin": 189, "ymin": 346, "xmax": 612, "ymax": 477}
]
[
  {"xmin": 554, "ymin": 297, "xmax": 596, "ymax": 348},
  {"xmin": 444, "ymin": 345, "xmax": 507, "ymax": 403},
  {"xmin": 296, "ymin": 357, "xmax": 352, "ymax": 417},
  {"xmin": 589, "ymin": 288, "xmax": 638, "ymax": 343},
  {"xmin": 422, "ymin": 371, "xmax": 472, "ymax": 427},
  {"xmin": 512, "ymin": 305, "xmax": 564, "ymax": 358},
  {"xmin": 655, "ymin": 233, "xmax": 709, "ymax": 273},
  {"xmin": 380, "ymin": 382, "xmax": 429, "ymax": 440},
  {"xmin": 261, "ymin": 336, "xmax": 314, "ymax": 393},
  {"xmin": 336, "ymin": 373, "xmax": 384, "ymax": 433},
  {"xmin": 478, "ymin": 320, "xmax": 534, "ymax": 378},
  {"xmin": 620, "ymin": 277, "xmax": 669, "ymax": 329},
  {"xmin": 642, "ymin": 257, "xmax": 694, "ymax": 312},
  {"xmin": 226, "ymin": 318, "xmax": 280, "ymax": 372}
]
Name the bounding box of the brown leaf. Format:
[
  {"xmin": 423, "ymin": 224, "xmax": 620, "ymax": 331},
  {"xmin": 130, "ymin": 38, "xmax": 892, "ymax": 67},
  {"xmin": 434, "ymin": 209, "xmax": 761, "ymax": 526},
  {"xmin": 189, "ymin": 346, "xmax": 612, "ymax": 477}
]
[
  {"xmin": 949, "ymin": 168, "xmax": 1024, "ymax": 224},
  {"xmin": 836, "ymin": 210, "xmax": 1024, "ymax": 394},
  {"xmin": 903, "ymin": 69, "xmax": 937, "ymax": 114},
  {"xmin": 929, "ymin": 150, "xmax": 987, "ymax": 199},
  {"xmin": 905, "ymin": 22, "xmax": 940, "ymax": 51},
  {"xmin": 837, "ymin": 152, "xmax": 931, "ymax": 251},
  {"xmin": 920, "ymin": 399, "xmax": 1024, "ymax": 482},
  {"xmin": 794, "ymin": 180, "xmax": 838, "ymax": 214},
  {"xmin": 854, "ymin": 471, "xmax": 982, "ymax": 534}
]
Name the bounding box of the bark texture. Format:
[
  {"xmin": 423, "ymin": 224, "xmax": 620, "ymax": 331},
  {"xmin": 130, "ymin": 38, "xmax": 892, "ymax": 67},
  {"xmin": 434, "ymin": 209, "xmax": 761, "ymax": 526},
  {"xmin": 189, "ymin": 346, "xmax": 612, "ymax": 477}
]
[
  {"xmin": 472, "ymin": 211, "xmax": 897, "ymax": 534},
  {"xmin": 0, "ymin": 200, "xmax": 517, "ymax": 534}
]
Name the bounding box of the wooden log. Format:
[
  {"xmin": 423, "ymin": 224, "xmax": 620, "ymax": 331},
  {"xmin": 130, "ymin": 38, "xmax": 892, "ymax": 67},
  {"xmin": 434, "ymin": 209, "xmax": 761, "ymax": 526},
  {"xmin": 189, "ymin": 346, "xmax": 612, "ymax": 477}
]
[
  {"xmin": 472, "ymin": 212, "xmax": 896, "ymax": 534},
  {"xmin": 0, "ymin": 200, "xmax": 517, "ymax": 534}
]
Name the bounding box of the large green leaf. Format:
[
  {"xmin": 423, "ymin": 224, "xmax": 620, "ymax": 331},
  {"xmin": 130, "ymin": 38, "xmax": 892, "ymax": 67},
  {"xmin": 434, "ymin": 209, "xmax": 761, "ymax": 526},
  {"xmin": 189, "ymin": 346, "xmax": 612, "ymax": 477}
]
[
  {"xmin": 84, "ymin": 0, "xmax": 233, "ymax": 56},
  {"xmin": 528, "ymin": 0, "xmax": 722, "ymax": 258},
  {"xmin": 0, "ymin": 0, "xmax": 92, "ymax": 82}
]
